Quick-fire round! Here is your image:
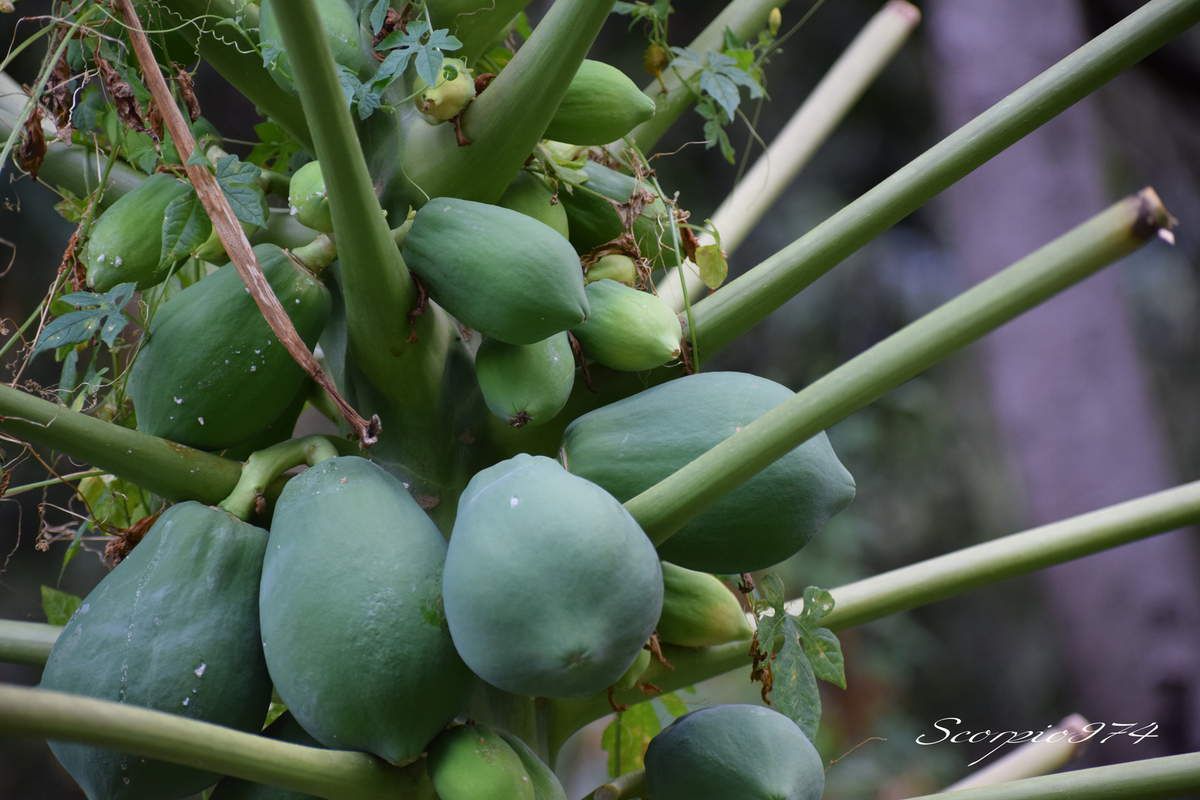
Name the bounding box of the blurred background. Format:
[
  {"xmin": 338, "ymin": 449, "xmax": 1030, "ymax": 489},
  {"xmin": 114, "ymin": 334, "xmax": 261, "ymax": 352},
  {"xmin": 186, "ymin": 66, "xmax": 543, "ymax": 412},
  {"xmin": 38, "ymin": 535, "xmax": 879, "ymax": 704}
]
[{"xmin": 1, "ymin": 1, "xmax": 1198, "ymax": 797}]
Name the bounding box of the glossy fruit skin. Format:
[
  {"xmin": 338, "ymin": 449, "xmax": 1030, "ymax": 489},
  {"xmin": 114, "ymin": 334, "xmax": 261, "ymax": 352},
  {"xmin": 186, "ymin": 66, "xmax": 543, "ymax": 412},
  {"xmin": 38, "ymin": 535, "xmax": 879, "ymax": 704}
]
[
  {"xmin": 559, "ymin": 161, "xmax": 675, "ymax": 266},
  {"xmin": 585, "ymin": 253, "xmax": 638, "ymax": 285},
  {"xmin": 402, "ymin": 198, "xmax": 589, "ymax": 345},
  {"xmin": 443, "ymin": 454, "xmax": 662, "ymax": 697},
  {"xmin": 544, "ymin": 60, "xmax": 656, "ymax": 145},
  {"xmin": 85, "ymin": 173, "xmax": 191, "ymax": 291},
  {"xmin": 644, "ymin": 704, "xmax": 824, "ymax": 800},
  {"xmin": 572, "ymin": 280, "xmax": 682, "ymax": 371},
  {"xmin": 475, "ymin": 333, "xmax": 575, "ymax": 428},
  {"xmin": 561, "ymin": 372, "xmax": 856, "ymax": 573},
  {"xmin": 208, "ymin": 714, "xmax": 320, "ymax": 800},
  {"xmin": 499, "ymin": 171, "xmax": 570, "ymax": 239},
  {"xmin": 259, "ymin": 0, "xmax": 369, "ymax": 93},
  {"xmin": 40, "ymin": 502, "xmax": 272, "ymax": 800},
  {"xmin": 287, "ymin": 161, "xmax": 332, "ymax": 234},
  {"xmin": 414, "ymin": 58, "xmax": 476, "ymax": 122},
  {"xmin": 260, "ymin": 456, "xmax": 471, "ymax": 765},
  {"xmin": 657, "ymin": 562, "xmax": 752, "ymax": 648},
  {"xmin": 127, "ymin": 243, "xmax": 330, "ymax": 450},
  {"xmin": 495, "ymin": 730, "xmax": 568, "ymax": 800},
  {"xmin": 426, "ymin": 724, "xmax": 535, "ymax": 800}
]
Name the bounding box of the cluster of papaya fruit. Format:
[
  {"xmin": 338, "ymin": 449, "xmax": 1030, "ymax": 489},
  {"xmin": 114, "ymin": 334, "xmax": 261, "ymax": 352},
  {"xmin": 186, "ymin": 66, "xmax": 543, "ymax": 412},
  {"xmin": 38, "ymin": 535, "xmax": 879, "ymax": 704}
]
[{"xmin": 36, "ymin": 2, "xmax": 851, "ymax": 797}]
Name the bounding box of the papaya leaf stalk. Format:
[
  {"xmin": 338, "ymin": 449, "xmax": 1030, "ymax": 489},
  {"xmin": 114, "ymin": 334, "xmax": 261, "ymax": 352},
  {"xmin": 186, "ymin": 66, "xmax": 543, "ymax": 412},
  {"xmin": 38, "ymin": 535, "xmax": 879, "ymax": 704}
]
[
  {"xmin": 0, "ymin": 685, "xmax": 432, "ymax": 800},
  {"xmin": 688, "ymin": 0, "xmax": 1200, "ymax": 356},
  {"xmin": 0, "ymin": 621, "xmax": 59, "ymax": 667},
  {"xmin": 627, "ymin": 190, "xmax": 1173, "ymax": 545}
]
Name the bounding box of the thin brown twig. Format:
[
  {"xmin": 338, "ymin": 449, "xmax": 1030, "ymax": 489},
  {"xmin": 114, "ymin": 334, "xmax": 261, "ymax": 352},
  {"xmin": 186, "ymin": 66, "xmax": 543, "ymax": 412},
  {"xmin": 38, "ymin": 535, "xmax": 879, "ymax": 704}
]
[{"xmin": 112, "ymin": 0, "xmax": 378, "ymax": 447}]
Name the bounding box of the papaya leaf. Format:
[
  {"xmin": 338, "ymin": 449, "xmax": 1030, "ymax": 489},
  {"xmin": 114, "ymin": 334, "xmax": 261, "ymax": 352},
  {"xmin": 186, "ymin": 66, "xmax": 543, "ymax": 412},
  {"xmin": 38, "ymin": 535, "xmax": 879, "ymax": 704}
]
[
  {"xmin": 367, "ymin": 0, "xmax": 390, "ymax": 35},
  {"xmin": 376, "ymin": 21, "xmax": 462, "ymax": 87},
  {"xmin": 58, "ymin": 523, "xmax": 88, "ymax": 583},
  {"xmin": 695, "ymin": 243, "xmax": 728, "ymax": 289},
  {"xmin": 34, "ymin": 284, "xmax": 134, "ymax": 356},
  {"xmin": 802, "ymin": 626, "xmax": 847, "ymax": 690},
  {"xmin": 798, "ymin": 585, "xmax": 836, "ymax": 626},
  {"xmin": 161, "ymin": 191, "xmax": 211, "ymax": 267},
  {"xmin": 248, "ymin": 121, "xmax": 302, "ymax": 172},
  {"xmin": 78, "ymin": 474, "xmax": 154, "ymax": 531},
  {"xmin": 40, "ymin": 585, "xmax": 82, "ymax": 626},
  {"xmin": 771, "ymin": 616, "xmax": 821, "ymax": 740},
  {"xmin": 214, "ymin": 155, "xmax": 268, "ymax": 227}
]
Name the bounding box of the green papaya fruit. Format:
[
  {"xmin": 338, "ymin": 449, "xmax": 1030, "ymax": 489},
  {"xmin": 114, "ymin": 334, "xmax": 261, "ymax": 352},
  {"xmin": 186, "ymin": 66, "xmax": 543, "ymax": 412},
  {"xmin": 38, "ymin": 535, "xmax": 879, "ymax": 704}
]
[
  {"xmin": 499, "ymin": 171, "xmax": 570, "ymax": 239},
  {"xmin": 475, "ymin": 333, "xmax": 575, "ymax": 428},
  {"xmin": 496, "ymin": 730, "xmax": 569, "ymax": 800},
  {"xmin": 644, "ymin": 704, "xmax": 824, "ymax": 800},
  {"xmin": 127, "ymin": 243, "xmax": 331, "ymax": 450},
  {"xmin": 260, "ymin": 456, "xmax": 471, "ymax": 764},
  {"xmin": 443, "ymin": 454, "xmax": 662, "ymax": 697},
  {"xmin": 413, "ymin": 58, "xmax": 476, "ymax": 122},
  {"xmin": 259, "ymin": 0, "xmax": 369, "ymax": 93},
  {"xmin": 85, "ymin": 173, "xmax": 191, "ymax": 291},
  {"xmin": 613, "ymin": 647, "xmax": 652, "ymax": 690},
  {"xmin": 572, "ymin": 280, "xmax": 682, "ymax": 371},
  {"xmin": 544, "ymin": 60, "xmax": 656, "ymax": 146},
  {"xmin": 402, "ymin": 198, "xmax": 589, "ymax": 345},
  {"xmin": 193, "ymin": 217, "xmax": 261, "ymax": 265},
  {"xmin": 559, "ymin": 160, "xmax": 676, "ymax": 266},
  {"xmin": 585, "ymin": 253, "xmax": 638, "ymax": 285},
  {"xmin": 287, "ymin": 161, "xmax": 332, "ymax": 234},
  {"xmin": 657, "ymin": 562, "xmax": 752, "ymax": 648},
  {"xmin": 426, "ymin": 723, "xmax": 535, "ymax": 800},
  {"xmin": 208, "ymin": 714, "xmax": 320, "ymax": 800},
  {"xmin": 40, "ymin": 502, "xmax": 272, "ymax": 800},
  {"xmin": 560, "ymin": 372, "xmax": 856, "ymax": 573}
]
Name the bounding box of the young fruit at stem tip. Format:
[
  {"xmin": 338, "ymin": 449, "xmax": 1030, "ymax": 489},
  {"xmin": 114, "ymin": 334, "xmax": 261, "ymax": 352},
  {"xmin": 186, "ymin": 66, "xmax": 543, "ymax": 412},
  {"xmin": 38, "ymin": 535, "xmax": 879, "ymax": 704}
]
[
  {"xmin": 287, "ymin": 160, "xmax": 333, "ymax": 234},
  {"xmin": 475, "ymin": 333, "xmax": 575, "ymax": 429},
  {"xmin": 572, "ymin": 279, "xmax": 683, "ymax": 372},
  {"xmin": 415, "ymin": 58, "xmax": 476, "ymax": 123}
]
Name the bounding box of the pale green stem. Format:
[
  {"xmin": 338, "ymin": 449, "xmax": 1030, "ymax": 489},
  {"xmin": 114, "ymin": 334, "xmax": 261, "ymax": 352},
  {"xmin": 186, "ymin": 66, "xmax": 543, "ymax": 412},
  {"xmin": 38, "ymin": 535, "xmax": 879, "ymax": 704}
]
[
  {"xmin": 0, "ymin": 685, "xmax": 431, "ymax": 800},
  {"xmin": 289, "ymin": 234, "xmax": 338, "ymax": 273},
  {"xmin": 656, "ymin": 0, "xmax": 921, "ymax": 311},
  {"xmin": 906, "ymin": 751, "xmax": 1200, "ymax": 800},
  {"xmin": 627, "ymin": 190, "xmax": 1171, "ymax": 545},
  {"xmin": 688, "ymin": 0, "xmax": 1200, "ymax": 356},
  {"xmin": 218, "ymin": 435, "xmax": 341, "ymax": 520},
  {"xmin": 2, "ymin": 469, "xmax": 105, "ymax": 498},
  {"xmin": 0, "ymin": 383, "xmax": 243, "ymax": 504},
  {"xmin": 0, "ymin": 621, "xmax": 59, "ymax": 667},
  {"xmin": 590, "ymin": 769, "xmax": 645, "ymax": 800}
]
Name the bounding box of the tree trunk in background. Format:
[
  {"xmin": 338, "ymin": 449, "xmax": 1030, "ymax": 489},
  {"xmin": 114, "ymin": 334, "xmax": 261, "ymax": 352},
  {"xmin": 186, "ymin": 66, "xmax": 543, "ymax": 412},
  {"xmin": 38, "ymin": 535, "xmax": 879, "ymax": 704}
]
[{"xmin": 929, "ymin": 0, "xmax": 1200, "ymax": 764}]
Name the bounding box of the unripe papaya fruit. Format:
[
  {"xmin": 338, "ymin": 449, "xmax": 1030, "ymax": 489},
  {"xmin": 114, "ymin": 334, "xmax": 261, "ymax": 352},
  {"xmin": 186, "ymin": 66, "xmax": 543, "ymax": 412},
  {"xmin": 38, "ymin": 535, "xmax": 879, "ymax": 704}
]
[
  {"xmin": 40, "ymin": 502, "xmax": 272, "ymax": 800},
  {"xmin": 127, "ymin": 243, "xmax": 331, "ymax": 450},
  {"xmin": 413, "ymin": 58, "xmax": 476, "ymax": 122},
  {"xmin": 475, "ymin": 333, "xmax": 574, "ymax": 428},
  {"xmin": 259, "ymin": 0, "xmax": 369, "ymax": 93},
  {"xmin": 544, "ymin": 60, "xmax": 656, "ymax": 146},
  {"xmin": 645, "ymin": 704, "xmax": 825, "ymax": 800},
  {"xmin": 287, "ymin": 161, "xmax": 332, "ymax": 234},
  {"xmin": 402, "ymin": 198, "xmax": 589, "ymax": 345},
  {"xmin": 208, "ymin": 714, "xmax": 320, "ymax": 800},
  {"xmin": 657, "ymin": 562, "xmax": 752, "ymax": 648},
  {"xmin": 496, "ymin": 730, "xmax": 569, "ymax": 800},
  {"xmin": 499, "ymin": 171, "xmax": 570, "ymax": 239},
  {"xmin": 192, "ymin": 217, "xmax": 261, "ymax": 266},
  {"xmin": 260, "ymin": 456, "xmax": 471, "ymax": 765},
  {"xmin": 427, "ymin": 723, "xmax": 535, "ymax": 800},
  {"xmin": 558, "ymin": 160, "xmax": 676, "ymax": 266},
  {"xmin": 585, "ymin": 253, "xmax": 638, "ymax": 285},
  {"xmin": 572, "ymin": 280, "xmax": 682, "ymax": 371},
  {"xmin": 85, "ymin": 173, "xmax": 191, "ymax": 291},
  {"xmin": 561, "ymin": 372, "xmax": 856, "ymax": 573},
  {"xmin": 443, "ymin": 454, "xmax": 662, "ymax": 697}
]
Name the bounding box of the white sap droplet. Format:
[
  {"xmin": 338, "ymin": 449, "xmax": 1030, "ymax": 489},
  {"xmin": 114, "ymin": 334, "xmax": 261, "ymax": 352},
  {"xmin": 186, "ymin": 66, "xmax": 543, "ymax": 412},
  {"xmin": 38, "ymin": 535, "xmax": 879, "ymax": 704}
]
[
  {"xmin": 173, "ymin": 396, "xmax": 183, "ymax": 405},
  {"xmin": 510, "ymin": 496, "xmax": 519, "ymax": 508},
  {"xmin": 289, "ymin": 205, "xmax": 299, "ymax": 216},
  {"xmin": 249, "ymin": 365, "xmax": 257, "ymax": 372},
  {"xmin": 197, "ymin": 417, "xmax": 205, "ymax": 426},
  {"xmin": 113, "ymin": 256, "xmax": 123, "ymax": 266},
  {"xmin": 194, "ymin": 663, "xmax": 207, "ymax": 677},
  {"xmin": 79, "ymin": 603, "xmax": 90, "ymax": 614},
  {"xmin": 181, "ymin": 697, "xmax": 190, "ymax": 707},
  {"xmin": 97, "ymin": 253, "xmax": 106, "ymax": 263}
]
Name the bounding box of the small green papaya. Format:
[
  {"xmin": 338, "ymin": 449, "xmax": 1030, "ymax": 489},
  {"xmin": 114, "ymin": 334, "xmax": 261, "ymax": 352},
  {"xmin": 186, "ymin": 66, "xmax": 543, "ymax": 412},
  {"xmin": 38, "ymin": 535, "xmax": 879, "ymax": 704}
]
[
  {"xmin": 402, "ymin": 198, "xmax": 589, "ymax": 345},
  {"xmin": 585, "ymin": 253, "xmax": 638, "ymax": 285},
  {"xmin": 558, "ymin": 160, "xmax": 676, "ymax": 266},
  {"xmin": 413, "ymin": 58, "xmax": 476, "ymax": 122},
  {"xmin": 499, "ymin": 171, "xmax": 570, "ymax": 239},
  {"xmin": 192, "ymin": 217, "xmax": 261, "ymax": 265},
  {"xmin": 259, "ymin": 0, "xmax": 370, "ymax": 93},
  {"xmin": 544, "ymin": 60, "xmax": 655, "ymax": 145},
  {"xmin": 496, "ymin": 730, "xmax": 569, "ymax": 800},
  {"xmin": 40, "ymin": 502, "xmax": 272, "ymax": 800},
  {"xmin": 657, "ymin": 562, "xmax": 752, "ymax": 648},
  {"xmin": 127, "ymin": 243, "xmax": 331, "ymax": 450},
  {"xmin": 644, "ymin": 704, "xmax": 824, "ymax": 800},
  {"xmin": 85, "ymin": 173, "xmax": 191, "ymax": 291},
  {"xmin": 260, "ymin": 456, "xmax": 471, "ymax": 765},
  {"xmin": 208, "ymin": 714, "xmax": 321, "ymax": 800},
  {"xmin": 561, "ymin": 372, "xmax": 856, "ymax": 573},
  {"xmin": 287, "ymin": 161, "xmax": 332, "ymax": 234},
  {"xmin": 572, "ymin": 280, "xmax": 682, "ymax": 372},
  {"xmin": 427, "ymin": 723, "xmax": 535, "ymax": 800},
  {"xmin": 443, "ymin": 454, "xmax": 662, "ymax": 697},
  {"xmin": 475, "ymin": 333, "xmax": 575, "ymax": 428},
  {"xmin": 613, "ymin": 647, "xmax": 652, "ymax": 690}
]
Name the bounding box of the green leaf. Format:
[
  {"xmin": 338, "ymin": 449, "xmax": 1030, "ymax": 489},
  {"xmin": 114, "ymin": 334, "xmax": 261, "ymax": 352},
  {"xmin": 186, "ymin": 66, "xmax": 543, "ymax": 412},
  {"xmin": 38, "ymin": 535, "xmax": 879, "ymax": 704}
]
[
  {"xmin": 41, "ymin": 585, "xmax": 83, "ymax": 626},
  {"xmin": 376, "ymin": 21, "xmax": 463, "ymax": 87},
  {"xmin": 695, "ymin": 243, "xmax": 727, "ymax": 289},
  {"xmin": 801, "ymin": 626, "xmax": 846, "ymax": 689},
  {"xmin": 771, "ymin": 617, "xmax": 821, "ymax": 739},
  {"xmin": 78, "ymin": 474, "xmax": 155, "ymax": 531},
  {"xmin": 368, "ymin": 0, "xmax": 390, "ymax": 34},
  {"xmin": 247, "ymin": 121, "xmax": 302, "ymax": 172},
  {"xmin": 601, "ymin": 701, "xmax": 659, "ymax": 776},
  {"xmin": 161, "ymin": 191, "xmax": 211, "ymax": 267},
  {"xmin": 214, "ymin": 155, "xmax": 268, "ymax": 227},
  {"xmin": 798, "ymin": 585, "xmax": 835, "ymax": 626},
  {"xmin": 58, "ymin": 523, "xmax": 88, "ymax": 583}
]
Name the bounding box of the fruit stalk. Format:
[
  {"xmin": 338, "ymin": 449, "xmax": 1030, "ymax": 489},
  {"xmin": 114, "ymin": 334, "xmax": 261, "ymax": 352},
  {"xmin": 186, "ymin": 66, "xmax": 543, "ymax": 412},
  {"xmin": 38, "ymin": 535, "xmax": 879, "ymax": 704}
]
[
  {"xmin": 218, "ymin": 435, "xmax": 342, "ymax": 520},
  {"xmin": 626, "ymin": 189, "xmax": 1173, "ymax": 545},
  {"xmin": 0, "ymin": 685, "xmax": 432, "ymax": 800},
  {"xmin": 588, "ymin": 769, "xmax": 645, "ymax": 800},
  {"xmin": 687, "ymin": 0, "xmax": 1200, "ymax": 356}
]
